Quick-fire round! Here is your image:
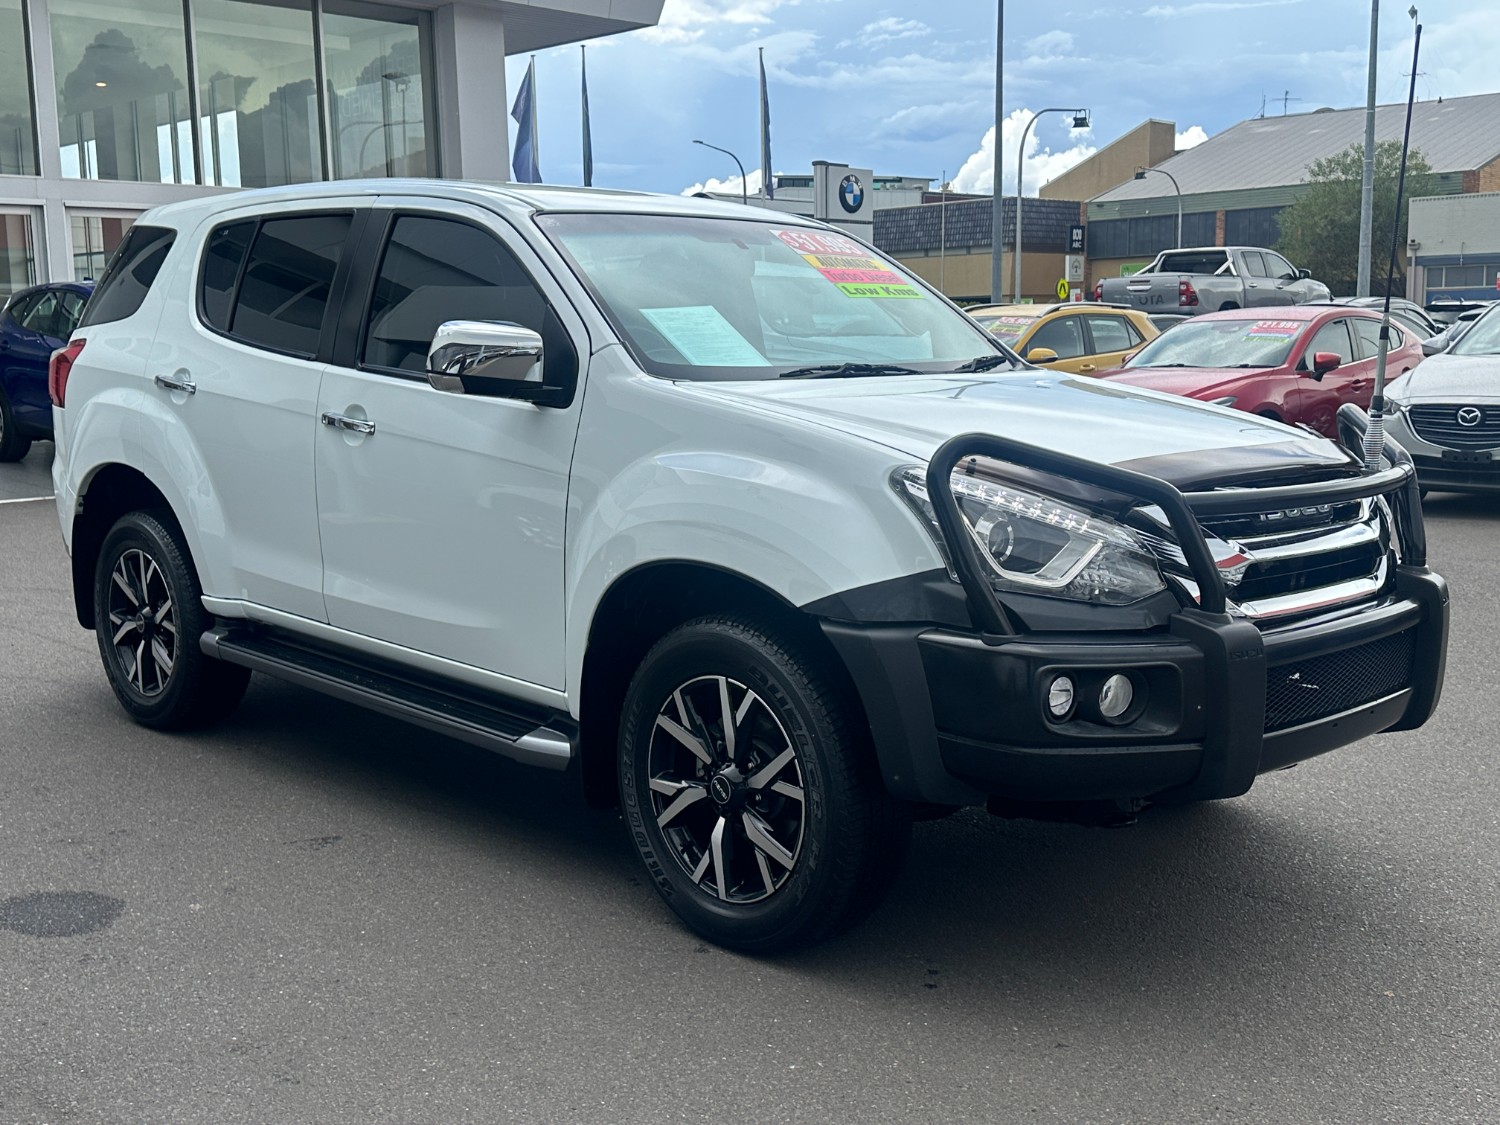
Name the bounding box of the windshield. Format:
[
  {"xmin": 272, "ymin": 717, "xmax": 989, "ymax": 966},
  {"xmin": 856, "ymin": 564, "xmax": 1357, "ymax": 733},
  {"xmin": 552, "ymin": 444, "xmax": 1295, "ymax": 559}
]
[
  {"xmin": 1450, "ymin": 306, "xmax": 1500, "ymax": 357},
  {"xmin": 536, "ymin": 213, "xmax": 1009, "ymax": 380},
  {"xmin": 1125, "ymin": 316, "xmax": 1303, "ymax": 369},
  {"xmin": 970, "ymin": 313, "xmax": 1036, "ymax": 346}
]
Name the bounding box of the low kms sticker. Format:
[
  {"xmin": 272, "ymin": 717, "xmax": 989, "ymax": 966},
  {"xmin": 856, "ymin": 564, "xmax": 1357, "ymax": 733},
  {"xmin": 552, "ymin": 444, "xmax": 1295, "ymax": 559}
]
[{"xmin": 772, "ymin": 229, "xmax": 923, "ymax": 299}]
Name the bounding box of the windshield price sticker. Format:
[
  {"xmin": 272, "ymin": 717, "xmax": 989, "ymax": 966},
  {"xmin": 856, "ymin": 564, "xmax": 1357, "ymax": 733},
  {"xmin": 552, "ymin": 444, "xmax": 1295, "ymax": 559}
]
[
  {"xmin": 1245, "ymin": 320, "xmax": 1303, "ymax": 338},
  {"xmin": 773, "ymin": 229, "xmax": 923, "ymax": 299}
]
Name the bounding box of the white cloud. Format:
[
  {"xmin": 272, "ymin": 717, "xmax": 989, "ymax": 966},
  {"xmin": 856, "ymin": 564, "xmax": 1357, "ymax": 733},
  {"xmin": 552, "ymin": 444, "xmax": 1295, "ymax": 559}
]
[
  {"xmin": 838, "ymin": 17, "xmax": 929, "ymax": 50},
  {"xmin": 1144, "ymin": 0, "xmax": 1302, "ymax": 14},
  {"xmin": 641, "ymin": 0, "xmax": 809, "ymax": 43},
  {"xmin": 681, "ymin": 168, "xmax": 767, "ymax": 197},
  {"xmin": 950, "ymin": 108, "xmax": 1097, "ymax": 195},
  {"xmin": 1025, "ymin": 30, "xmax": 1075, "ymax": 57},
  {"xmin": 1176, "ymin": 125, "xmax": 1209, "ymax": 149}
]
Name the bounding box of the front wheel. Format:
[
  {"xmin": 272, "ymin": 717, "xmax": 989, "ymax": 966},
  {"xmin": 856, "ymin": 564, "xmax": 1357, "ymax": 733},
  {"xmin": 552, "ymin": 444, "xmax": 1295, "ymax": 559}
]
[
  {"xmin": 619, "ymin": 616, "xmax": 909, "ymax": 953},
  {"xmin": 93, "ymin": 511, "xmax": 250, "ymax": 729}
]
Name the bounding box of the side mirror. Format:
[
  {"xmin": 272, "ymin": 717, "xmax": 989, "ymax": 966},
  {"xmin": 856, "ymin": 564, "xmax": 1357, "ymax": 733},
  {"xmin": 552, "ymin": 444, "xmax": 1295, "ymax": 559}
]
[
  {"xmin": 427, "ymin": 320, "xmax": 558, "ymax": 403},
  {"xmin": 1421, "ymin": 335, "xmax": 1448, "ymax": 357},
  {"xmin": 1310, "ymin": 351, "xmax": 1341, "ymax": 379},
  {"xmin": 1026, "ymin": 346, "xmax": 1060, "ymax": 365},
  {"xmin": 1297, "ymin": 268, "xmax": 1312, "ymax": 280}
]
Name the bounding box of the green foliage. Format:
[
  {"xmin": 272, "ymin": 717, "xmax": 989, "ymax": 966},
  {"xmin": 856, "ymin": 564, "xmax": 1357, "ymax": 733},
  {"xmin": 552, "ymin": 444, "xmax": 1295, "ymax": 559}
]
[{"xmin": 1275, "ymin": 141, "xmax": 1438, "ymax": 297}]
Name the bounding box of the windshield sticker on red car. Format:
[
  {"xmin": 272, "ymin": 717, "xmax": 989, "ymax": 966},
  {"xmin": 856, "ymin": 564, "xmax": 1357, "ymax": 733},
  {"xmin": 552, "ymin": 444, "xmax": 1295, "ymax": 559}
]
[
  {"xmin": 772, "ymin": 229, "xmax": 924, "ymax": 299},
  {"xmin": 1245, "ymin": 320, "xmax": 1303, "ymax": 338}
]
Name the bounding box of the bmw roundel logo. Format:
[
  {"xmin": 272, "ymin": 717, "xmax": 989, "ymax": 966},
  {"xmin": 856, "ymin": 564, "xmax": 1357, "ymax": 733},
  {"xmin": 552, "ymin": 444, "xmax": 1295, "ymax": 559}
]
[{"xmin": 838, "ymin": 174, "xmax": 864, "ymax": 214}]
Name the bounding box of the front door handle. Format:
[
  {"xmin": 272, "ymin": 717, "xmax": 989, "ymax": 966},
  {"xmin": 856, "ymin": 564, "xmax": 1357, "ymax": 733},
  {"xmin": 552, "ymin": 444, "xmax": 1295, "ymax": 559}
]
[
  {"xmin": 154, "ymin": 373, "xmax": 196, "ymax": 394},
  {"xmin": 1077, "ymin": 363, "xmax": 1097, "ymax": 374},
  {"xmin": 321, "ymin": 411, "xmax": 375, "ymax": 435}
]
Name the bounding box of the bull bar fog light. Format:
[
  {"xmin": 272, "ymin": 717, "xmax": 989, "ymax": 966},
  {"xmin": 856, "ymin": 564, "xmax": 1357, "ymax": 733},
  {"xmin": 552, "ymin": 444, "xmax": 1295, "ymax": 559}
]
[
  {"xmin": 1099, "ymin": 673, "xmax": 1135, "ymax": 721},
  {"xmin": 1046, "ymin": 675, "xmax": 1076, "ymax": 719}
]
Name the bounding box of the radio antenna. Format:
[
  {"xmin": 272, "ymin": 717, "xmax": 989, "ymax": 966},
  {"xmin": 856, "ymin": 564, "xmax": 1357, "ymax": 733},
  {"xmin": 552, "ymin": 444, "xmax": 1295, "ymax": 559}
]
[{"xmin": 1364, "ymin": 16, "xmax": 1422, "ymax": 471}]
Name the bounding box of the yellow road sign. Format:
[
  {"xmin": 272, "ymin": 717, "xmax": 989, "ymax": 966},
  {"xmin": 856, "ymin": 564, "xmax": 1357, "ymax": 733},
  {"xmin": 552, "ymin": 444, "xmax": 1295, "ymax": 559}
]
[{"xmin": 1056, "ymin": 278, "xmax": 1069, "ymax": 301}]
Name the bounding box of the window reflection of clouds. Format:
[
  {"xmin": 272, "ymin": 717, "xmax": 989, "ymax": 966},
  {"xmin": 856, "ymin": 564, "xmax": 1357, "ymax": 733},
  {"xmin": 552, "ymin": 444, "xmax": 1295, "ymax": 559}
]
[{"xmin": 0, "ymin": 0, "xmax": 37, "ymax": 176}]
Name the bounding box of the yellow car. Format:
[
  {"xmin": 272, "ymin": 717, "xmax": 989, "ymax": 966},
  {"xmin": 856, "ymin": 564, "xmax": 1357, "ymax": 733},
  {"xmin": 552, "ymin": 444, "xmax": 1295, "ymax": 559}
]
[{"xmin": 965, "ymin": 302, "xmax": 1159, "ymax": 376}]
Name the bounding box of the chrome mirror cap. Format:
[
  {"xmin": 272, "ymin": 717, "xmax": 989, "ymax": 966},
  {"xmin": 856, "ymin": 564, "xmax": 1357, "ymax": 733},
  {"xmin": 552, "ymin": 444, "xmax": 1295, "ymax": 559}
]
[{"xmin": 427, "ymin": 320, "xmax": 544, "ymax": 394}]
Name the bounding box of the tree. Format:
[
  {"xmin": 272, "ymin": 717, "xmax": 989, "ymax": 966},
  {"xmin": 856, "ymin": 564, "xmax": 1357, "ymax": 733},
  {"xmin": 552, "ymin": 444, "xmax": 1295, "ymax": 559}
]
[{"xmin": 1275, "ymin": 141, "xmax": 1438, "ymax": 297}]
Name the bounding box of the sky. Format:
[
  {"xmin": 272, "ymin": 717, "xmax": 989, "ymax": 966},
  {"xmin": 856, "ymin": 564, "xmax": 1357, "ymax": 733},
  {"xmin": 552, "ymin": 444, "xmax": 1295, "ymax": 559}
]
[{"xmin": 504, "ymin": 0, "xmax": 1500, "ymax": 199}]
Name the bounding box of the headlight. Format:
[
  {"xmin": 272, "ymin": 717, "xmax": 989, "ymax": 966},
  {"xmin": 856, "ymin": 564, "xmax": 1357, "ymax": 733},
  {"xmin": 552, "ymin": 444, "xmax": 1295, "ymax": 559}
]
[
  {"xmin": 1211, "ymin": 396, "xmax": 1238, "ymax": 408},
  {"xmin": 1384, "ymin": 398, "xmax": 1405, "ymax": 415},
  {"xmin": 893, "ymin": 467, "xmax": 1166, "ymax": 605}
]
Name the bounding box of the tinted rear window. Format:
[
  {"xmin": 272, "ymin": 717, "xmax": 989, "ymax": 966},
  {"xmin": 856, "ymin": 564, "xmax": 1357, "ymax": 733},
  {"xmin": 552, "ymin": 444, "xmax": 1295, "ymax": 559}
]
[
  {"xmin": 78, "ymin": 226, "xmax": 175, "ymax": 329},
  {"xmin": 229, "ymin": 213, "xmax": 352, "ymax": 357},
  {"xmin": 199, "ymin": 221, "xmax": 256, "ymax": 333}
]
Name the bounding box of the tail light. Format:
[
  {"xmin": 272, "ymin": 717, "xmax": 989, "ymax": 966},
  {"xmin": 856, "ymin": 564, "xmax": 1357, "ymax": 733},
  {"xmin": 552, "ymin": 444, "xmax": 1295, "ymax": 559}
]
[
  {"xmin": 49, "ymin": 339, "xmax": 85, "ymax": 408},
  {"xmin": 1092, "ymin": 281, "xmax": 1104, "ymax": 301},
  {"xmin": 1178, "ymin": 279, "xmax": 1199, "ymax": 307}
]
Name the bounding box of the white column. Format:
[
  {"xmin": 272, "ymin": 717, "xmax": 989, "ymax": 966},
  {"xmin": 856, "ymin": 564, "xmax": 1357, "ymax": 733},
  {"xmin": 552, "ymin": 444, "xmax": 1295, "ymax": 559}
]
[{"xmin": 430, "ymin": 3, "xmax": 510, "ymax": 182}]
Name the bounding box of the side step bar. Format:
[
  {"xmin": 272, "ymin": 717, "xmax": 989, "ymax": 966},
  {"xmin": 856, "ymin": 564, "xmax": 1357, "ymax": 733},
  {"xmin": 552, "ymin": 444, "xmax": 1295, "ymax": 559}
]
[{"xmin": 201, "ymin": 626, "xmax": 575, "ymax": 771}]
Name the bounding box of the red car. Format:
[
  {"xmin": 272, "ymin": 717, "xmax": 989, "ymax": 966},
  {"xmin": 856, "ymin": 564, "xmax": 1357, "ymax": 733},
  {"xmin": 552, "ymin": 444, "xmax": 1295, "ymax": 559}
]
[{"xmin": 1099, "ymin": 305, "xmax": 1424, "ymax": 436}]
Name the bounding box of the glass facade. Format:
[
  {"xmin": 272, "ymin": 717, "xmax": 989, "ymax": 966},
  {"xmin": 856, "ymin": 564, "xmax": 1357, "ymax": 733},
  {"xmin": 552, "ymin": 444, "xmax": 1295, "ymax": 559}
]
[
  {"xmin": 51, "ymin": 0, "xmax": 195, "ymax": 183},
  {"xmin": 33, "ymin": 0, "xmax": 431, "ymax": 186},
  {"xmin": 0, "ymin": 0, "xmax": 37, "ymax": 175},
  {"xmin": 195, "ymin": 0, "xmax": 321, "ymax": 187},
  {"xmin": 325, "ymin": 1, "xmax": 433, "ymax": 178},
  {"xmin": 0, "ymin": 211, "xmax": 36, "ymax": 299},
  {"xmin": 70, "ymin": 212, "xmax": 138, "ymax": 280}
]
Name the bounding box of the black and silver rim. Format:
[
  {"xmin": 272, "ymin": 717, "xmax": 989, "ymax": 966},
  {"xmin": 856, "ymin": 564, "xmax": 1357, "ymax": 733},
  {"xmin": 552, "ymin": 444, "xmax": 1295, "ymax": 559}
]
[
  {"xmin": 106, "ymin": 548, "xmax": 177, "ymax": 697},
  {"xmin": 648, "ymin": 675, "xmax": 806, "ymax": 904}
]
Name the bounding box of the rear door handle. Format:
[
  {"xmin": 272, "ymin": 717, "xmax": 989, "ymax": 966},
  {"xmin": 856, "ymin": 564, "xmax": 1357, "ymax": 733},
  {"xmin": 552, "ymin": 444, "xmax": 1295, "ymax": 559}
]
[
  {"xmin": 153, "ymin": 374, "xmax": 196, "ymax": 394},
  {"xmin": 321, "ymin": 411, "xmax": 375, "ymax": 435}
]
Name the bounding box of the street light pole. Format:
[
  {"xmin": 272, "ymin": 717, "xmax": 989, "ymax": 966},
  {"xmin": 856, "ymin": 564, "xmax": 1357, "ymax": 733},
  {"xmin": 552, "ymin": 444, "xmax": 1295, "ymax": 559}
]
[
  {"xmin": 1134, "ymin": 166, "xmax": 1183, "ymax": 248},
  {"xmin": 1014, "ymin": 107, "xmax": 1089, "ymax": 304},
  {"xmin": 990, "ymin": 1, "xmax": 1003, "ymax": 302},
  {"xmin": 693, "ymin": 139, "xmax": 748, "ymax": 205}
]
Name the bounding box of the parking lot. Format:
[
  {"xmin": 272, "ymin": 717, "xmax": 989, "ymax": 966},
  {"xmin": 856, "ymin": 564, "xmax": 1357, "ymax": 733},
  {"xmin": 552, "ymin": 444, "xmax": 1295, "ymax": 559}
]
[{"xmin": 2, "ymin": 445, "xmax": 1497, "ymax": 1124}]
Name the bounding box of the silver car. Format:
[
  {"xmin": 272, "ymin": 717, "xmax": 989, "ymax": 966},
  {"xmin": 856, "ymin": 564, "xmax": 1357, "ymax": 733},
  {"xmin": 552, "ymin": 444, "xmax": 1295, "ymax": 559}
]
[{"xmin": 1387, "ymin": 303, "xmax": 1500, "ymax": 494}]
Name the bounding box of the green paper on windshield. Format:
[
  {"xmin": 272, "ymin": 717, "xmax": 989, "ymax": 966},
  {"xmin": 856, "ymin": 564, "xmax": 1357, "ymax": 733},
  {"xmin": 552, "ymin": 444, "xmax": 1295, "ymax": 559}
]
[{"xmin": 642, "ymin": 306, "xmax": 766, "ymax": 366}]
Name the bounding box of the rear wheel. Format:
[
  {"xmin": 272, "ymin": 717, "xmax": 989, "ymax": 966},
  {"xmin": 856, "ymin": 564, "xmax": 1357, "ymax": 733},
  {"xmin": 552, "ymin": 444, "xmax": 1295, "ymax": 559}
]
[
  {"xmin": 0, "ymin": 389, "xmax": 32, "ymax": 462},
  {"xmin": 93, "ymin": 511, "xmax": 249, "ymax": 729},
  {"xmin": 619, "ymin": 615, "xmax": 910, "ymax": 953}
]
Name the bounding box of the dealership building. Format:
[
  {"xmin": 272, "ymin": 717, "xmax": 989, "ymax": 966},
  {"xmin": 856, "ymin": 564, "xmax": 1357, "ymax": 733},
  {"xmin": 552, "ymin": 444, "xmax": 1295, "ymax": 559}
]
[{"xmin": 0, "ymin": 0, "xmax": 663, "ymax": 299}]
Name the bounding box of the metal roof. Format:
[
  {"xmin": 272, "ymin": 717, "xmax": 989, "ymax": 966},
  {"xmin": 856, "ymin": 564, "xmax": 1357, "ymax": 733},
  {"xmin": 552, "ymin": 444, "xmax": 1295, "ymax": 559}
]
[{"xmin": 1094, "ymin": 92, "xmax": 1500, "ymax": 204}]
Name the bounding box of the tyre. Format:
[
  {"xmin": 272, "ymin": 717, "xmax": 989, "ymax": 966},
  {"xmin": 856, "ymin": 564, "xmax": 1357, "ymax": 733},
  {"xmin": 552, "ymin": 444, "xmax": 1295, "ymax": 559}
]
[
  {"xmin": 619, "ymin": 615, "xmax": 910, "ymax": 953},
  {"xmin": 93, "ymin": 510, "xmax": 250, "ymax": 729},
  {"xmin": 0, "ymin": 388, "xmax": 32, "ymax": 462}
]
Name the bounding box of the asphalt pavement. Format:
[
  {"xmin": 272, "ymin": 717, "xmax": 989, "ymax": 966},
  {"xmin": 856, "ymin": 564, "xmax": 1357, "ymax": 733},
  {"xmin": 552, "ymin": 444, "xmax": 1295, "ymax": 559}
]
[{"xmin": 2, "ymin": 443, "xmax": 1497, "ymax": 1124}]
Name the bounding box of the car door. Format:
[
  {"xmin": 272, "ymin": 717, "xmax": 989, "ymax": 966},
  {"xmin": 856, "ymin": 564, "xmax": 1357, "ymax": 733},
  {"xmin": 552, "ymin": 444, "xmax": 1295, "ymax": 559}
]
[
  {"xmin": 314, "ymin": 203, "xmax": 587, "ymax": 689},
  {"xmin": 145, "ymin": 205, "xmax": 364, "ymax": 621},
  {"xmin": 8, "ymin": 289, "xmax": 74, "ymax": 424},
  {"xmin": 1239, "ymin": 251, "xmax": 1285, "ymax": 309},
  {"xmin": 1080, "ymin": 313, "xmax": 1144, "ymax": 374},
  {"xmin": 1295, "ymin": 318, "xmax": 1357, "ymax": 435}
]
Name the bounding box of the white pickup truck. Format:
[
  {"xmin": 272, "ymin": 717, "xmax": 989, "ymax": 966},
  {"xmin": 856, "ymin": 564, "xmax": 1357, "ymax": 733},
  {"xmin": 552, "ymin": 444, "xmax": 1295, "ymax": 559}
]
[{"xmin": 1096, "ymin": 246, "xmax": 1331, "ymax": 315}]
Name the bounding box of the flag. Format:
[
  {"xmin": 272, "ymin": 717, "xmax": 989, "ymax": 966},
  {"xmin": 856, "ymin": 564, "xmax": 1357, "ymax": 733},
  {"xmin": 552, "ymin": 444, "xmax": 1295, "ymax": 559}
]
[
  {"xmin": 511, "ymin": 57, "xmax": 541, "ymax": 184},
  {"xmin": 581, "ymin": 45, "xmax": 593, "ymax": 187},
  {"xmin": 759, "ymin": 48, "xmax": 773, "ymax": 199}
]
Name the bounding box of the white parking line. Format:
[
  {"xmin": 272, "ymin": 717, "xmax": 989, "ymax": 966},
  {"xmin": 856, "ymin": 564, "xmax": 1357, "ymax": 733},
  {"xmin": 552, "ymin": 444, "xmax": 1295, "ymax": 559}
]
[{"xmin": 0, "ymin": 495, "xmax": 55, "ymax": 505}]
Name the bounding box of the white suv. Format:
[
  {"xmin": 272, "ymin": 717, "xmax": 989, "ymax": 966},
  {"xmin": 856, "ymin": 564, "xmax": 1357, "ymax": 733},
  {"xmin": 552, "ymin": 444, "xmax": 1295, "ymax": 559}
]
[{"xmin": 52, "ymin": 182, "xmax": 1448, "ymax": 952}]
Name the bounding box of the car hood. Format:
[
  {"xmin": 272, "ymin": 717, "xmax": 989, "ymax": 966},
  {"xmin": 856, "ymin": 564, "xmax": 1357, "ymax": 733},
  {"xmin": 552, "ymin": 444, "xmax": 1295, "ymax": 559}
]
[
  {"xmin": 679, "ymin": 372, "xmax": 1354, "ymax": 487},
  {"xmin": 1095, "ymin": 366, "xmax": 1267, "ymax": 399},
  {"xmin": 1390, "ymin": 353, "xmax": 1500, "ymax": 402}
]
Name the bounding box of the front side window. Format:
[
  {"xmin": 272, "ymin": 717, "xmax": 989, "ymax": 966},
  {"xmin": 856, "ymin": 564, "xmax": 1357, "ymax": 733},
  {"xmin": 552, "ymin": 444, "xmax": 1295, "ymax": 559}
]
[
  {"xmin": 1451, "ymin": 307, "xmax": 1500, "ymax": 357},
  {"xmin": 1305, "ymin": 320, "xmax": 1352, "ymax": 364},
  {"xmin": 360, "ymin": 214, "xmax": 574, "ymax": 383},
  {"xmin": 1026, "ymin": 315, "xmax": 1085, "ymax": 360},
  {"xmin": 538, "ymin": 213, "xmax": 1000, "ymax": 381},
  {"xmin": 230, "ymin": 213, "xmax": 351, "ymax": 356},
  {"xmin": 18, "ymin": 290, "xmax": 75, "ymax": 339}
]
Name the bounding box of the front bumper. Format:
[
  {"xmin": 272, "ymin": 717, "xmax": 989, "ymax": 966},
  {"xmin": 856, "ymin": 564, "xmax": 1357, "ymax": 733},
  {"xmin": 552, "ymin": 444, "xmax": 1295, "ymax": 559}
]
[{"xmin": 823, "ymin": 566, "xmax": 1448, "ymax": 806}]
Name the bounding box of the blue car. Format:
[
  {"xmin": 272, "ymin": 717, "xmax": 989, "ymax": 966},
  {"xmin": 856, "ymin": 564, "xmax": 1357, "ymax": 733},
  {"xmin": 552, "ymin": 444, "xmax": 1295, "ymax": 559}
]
[{"xmin": 0, "ymin": 281, "xmax": 92, "ymax": 460}]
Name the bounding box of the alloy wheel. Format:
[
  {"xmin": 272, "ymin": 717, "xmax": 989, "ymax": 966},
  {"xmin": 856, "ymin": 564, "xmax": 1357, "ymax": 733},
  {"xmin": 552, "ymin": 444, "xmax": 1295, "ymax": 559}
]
[
  {"xmin": 647, "ymin": 675, "xmax": 806, "ymax": 904},
  {"xmin": 105, "ymin": 548, "xmax": 178, "ymax": 697}
]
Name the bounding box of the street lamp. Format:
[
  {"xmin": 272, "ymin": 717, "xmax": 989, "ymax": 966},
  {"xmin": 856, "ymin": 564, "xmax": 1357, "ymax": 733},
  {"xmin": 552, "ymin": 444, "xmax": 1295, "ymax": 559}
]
[
  {"xmin": 693, "ymin": 139, "xmax": 748, "ymax": 206},
  {"xmin": 1134, "ymin": 166, "xmax": 1182, "ymax": 248},
  {"xmin": 1014, "ymin": 108, "xmax": 1089, "ymax": 304}
]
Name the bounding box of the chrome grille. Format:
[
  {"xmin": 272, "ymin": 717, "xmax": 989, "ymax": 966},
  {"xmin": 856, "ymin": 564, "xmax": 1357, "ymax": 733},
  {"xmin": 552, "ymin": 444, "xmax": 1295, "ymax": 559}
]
[{"xmin": 1407, "ymin": 403, "xmax": 1500, "ymax": 448}]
